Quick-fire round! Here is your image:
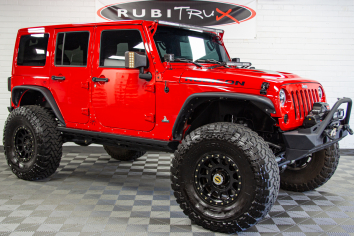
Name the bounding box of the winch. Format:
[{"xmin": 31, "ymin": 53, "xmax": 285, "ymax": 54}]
[{"xmin": 303, "ymin": 102, "xmax": 331, "ymax": 128}]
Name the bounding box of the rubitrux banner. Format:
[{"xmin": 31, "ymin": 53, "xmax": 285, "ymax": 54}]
[{"xmin": 95, "ymin": 0, "xmax": 257, "ymax": 39}]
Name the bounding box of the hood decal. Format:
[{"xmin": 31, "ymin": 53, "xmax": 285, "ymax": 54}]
[{"xmin": 185, "ymin": 77, "xmax": 245, "ymax": 86}]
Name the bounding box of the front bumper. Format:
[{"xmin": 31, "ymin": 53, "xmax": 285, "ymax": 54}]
[{"xmin": 282, "ymin": 97, "xmax": 352, "ymax": 162}]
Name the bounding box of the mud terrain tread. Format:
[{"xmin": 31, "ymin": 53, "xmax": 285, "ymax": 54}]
[
  {"xmin": 3, "ymin": 106, "xmax": 62, "ymax": 180},
  {"xmin": 280, "ymin": 143, "xmax": 339, "ymax": 192},
  {"xmin": 103, "ymin": 145, "xmax": 146, "ymax": 161},
  {"xmin": 171, "ymin": 122, "xmax": 279, "ymax": 233}
]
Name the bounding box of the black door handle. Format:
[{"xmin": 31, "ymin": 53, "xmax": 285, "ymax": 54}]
[
  {"xmin": 92, "ymin": 77, "xmax": 109, "ymax": 82},
  {"xmin": 51, "ymin": 76, "xmax": 65, "ymax": 81}
]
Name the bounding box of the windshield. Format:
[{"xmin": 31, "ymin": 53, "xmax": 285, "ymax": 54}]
[{"xmin": 153, "ymin": 26, "xmax": 228, "ymax": 63}]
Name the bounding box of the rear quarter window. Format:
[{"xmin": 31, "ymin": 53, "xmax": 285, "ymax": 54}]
[
  {"xmin": 55, "ymin": 31, "xmax": 90, "ymax": 66},
  {"xmin": 17, "ymin": 34, "xmax": 49, "ymax": 66}
]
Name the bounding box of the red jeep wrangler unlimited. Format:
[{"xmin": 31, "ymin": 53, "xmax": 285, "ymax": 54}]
[{"xmin": 4, "ymin": 20, "xmax": 352, "ymax": 233}]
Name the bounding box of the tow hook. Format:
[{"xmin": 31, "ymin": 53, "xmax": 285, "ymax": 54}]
[
  {"xmin": 330, "ymin": 128, "xmax": 337, "ymax": 137},
  {"xmin": 344, "ymin": 124, "xmax": 354, "ymax": 135},
  {"xmin": 323, "ymin": 127, "xmax": 339, "ymax": 140}
]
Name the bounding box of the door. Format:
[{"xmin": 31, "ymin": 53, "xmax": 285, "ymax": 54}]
[
  {"xmin": 91, "ymin": 26, "xmax": 155, "ymax": 131},
  {"xmin": 50, "ymin": 27, "xmax": 93, "ymax": 124}
]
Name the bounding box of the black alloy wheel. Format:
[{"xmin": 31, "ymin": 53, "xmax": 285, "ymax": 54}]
[
  {"xmin": 13, "ymin": 126, "xmax": 35, "ymax": 164},
  {"xmin": 172, "ymin": 122, "xmax": 280, "ymax": 233},
  {"xmin": 195, "ymin": 153, "xmax": 242, "ymax": 206}
]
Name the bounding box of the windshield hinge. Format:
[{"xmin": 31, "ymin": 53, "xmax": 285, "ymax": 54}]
[
  {"xmin": 260, "ymin": 82, "xmax": 270, "ymax": 95},
  {"xmin": 164, "ymin": 81, "xmax": 169, "ymax": 93}
]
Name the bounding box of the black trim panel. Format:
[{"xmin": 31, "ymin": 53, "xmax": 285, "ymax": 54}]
[
  {"xmin": 172, "ymin": 92, "xmax": 276, "ymax": 140},
  {"xmin": 284, "ymin": 136, "xmax": 345, "ymax": 163},
  {"xmin": 8, "ymin": 77, "xmax": 11, "ymax": 91},
  {"xmin": 12, "ymin": 85, "xmax": 65, "ymax": 125},
  {"xmin": 58, "ymin": 127, "xmax": 179, "ymax": 152}
]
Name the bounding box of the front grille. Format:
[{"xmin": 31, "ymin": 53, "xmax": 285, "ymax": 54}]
[{"xmin": 291, "ymin": 89, "xmax": 319, "ymax": 120}]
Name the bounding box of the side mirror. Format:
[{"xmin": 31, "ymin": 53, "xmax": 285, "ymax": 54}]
[
  {"xmin": 125, "ymin": 51, "xmax": 147, "ymax": 68},
  {"xmin": 231, "ymin": 58, "xmax": 240, "ymax": 62},
  {"xmin": 125, "ymin": 51, "xmax": 152, "ymax": 81}
]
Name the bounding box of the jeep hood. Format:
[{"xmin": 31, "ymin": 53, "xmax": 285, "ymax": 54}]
[{"xmin": 179, "ymin": 67, "xmax": 320, "ymax": 91}]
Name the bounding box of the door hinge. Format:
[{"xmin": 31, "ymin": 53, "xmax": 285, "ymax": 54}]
[
  {"xmin": 81, "ymin": 82, "xmax": 89, "ymax": 89},
  {"xmin": 82, "ymin": 108, "xmax": 89, "ymax": 116},
  {"xmin": 156, "ymin": 73, "xmax": 162, "ymax": 81},
  {"xmin": 145, "ymin": 113, "xmax": 155, "ymax": 122},
  {"xmin": 144, "ymin": 84, "xmax": 155, "ymax": 93}
]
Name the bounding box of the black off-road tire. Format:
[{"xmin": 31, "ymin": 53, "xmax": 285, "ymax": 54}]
[
  {"xmin": 171, "ymin": 122, "xmax": 280, "ymax": 233},
  {"xmin": 103, "ymin": 145, "xmax": 146, "ymax": 161},
  {"xmin": 3, "ymin": 106, "xmax": 62, "ymax": 180},
  {"xmin": 280, "ymin": 143, "xmax": 339, "ymax": 192}
]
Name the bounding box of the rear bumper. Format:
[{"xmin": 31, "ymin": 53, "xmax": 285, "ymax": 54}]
[{"xmin": 282, "ymin": 97, "xmax": 352, "ymax": 162}]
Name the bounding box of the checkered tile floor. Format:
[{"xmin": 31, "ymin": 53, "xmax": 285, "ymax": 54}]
[{"xmin": 0, "ymin": 146, "xmax": 353, "ymax": 236}]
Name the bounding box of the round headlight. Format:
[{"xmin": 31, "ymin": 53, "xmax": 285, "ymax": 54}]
[
  {"xmin": 279, "ymin": 89, "xmax": 286, "ymax": 106},
  {"xmin": 318, "ymin": 87, "xmax": 323, "ymax": 99}
]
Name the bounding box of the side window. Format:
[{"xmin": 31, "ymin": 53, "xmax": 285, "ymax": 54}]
[
  {"xmin": 17, "ymin": 34, "xmax": 49, "ymax": 66},
  {"xmin": 100, "ymin": 30, "xmax": 145, "ymax": 67},
  {"xmin": 55, "ymin": 31, "xmax": 89, "ymax": 66}
]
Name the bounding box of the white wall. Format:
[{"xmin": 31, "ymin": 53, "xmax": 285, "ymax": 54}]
[
  {"xmin": 224, "ymin": 0, "xmax": 354, "ymax": 148},
  {"xmin": 0, "ymin": 0, "xmax": 96, "ymax": 146},
  {"xmin": 0, "ymin": 0, "xmax": 353, "ymax": 148}
]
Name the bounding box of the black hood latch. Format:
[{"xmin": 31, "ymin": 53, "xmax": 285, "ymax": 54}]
[{"xmin": 260, "ymin": 82, "xmax": 270, "ymax": 95}]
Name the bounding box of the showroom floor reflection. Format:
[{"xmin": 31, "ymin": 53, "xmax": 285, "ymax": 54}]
[{"xmin": 0, "ymin": 146, "xmax": 353, "ymax": 236}]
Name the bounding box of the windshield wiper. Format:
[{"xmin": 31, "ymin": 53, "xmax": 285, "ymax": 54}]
[
  {"xmin": 195, "ymin": 59, "xmax": 216, "ymax": 63},
  {"xmin": 195, "ymin": 59, "xmax": 228, "ymax": 69},
  {"xmin": 196, "ymin": 59, "xmax": 223, "ymax": 64},
  {"xmin": 174, "ymin": 58, "xmax": 203, "ymax": 68},
  {"xmin": 207, "ymin": 61, "xmax": 228, "ymax": 69}
]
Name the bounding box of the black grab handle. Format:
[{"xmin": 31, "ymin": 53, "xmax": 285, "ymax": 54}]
[
  {"xmin": 51, "ymin": 76, "xmax": 65, "ymax": 81},
  {"xmin": 92, "ymin": 77, "xmax": 109, "ymax": 82}
]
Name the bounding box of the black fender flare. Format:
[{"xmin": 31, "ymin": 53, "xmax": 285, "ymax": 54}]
[
  {"xmin": 12, "ymin": 85, "xmax": 65, "ymax": 125},
  {"xmin": 172, "ymin": 92, "xmax": 276, "ymax": 140}
]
